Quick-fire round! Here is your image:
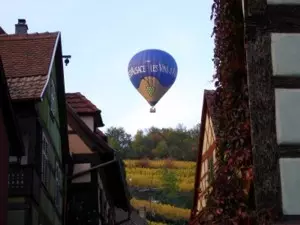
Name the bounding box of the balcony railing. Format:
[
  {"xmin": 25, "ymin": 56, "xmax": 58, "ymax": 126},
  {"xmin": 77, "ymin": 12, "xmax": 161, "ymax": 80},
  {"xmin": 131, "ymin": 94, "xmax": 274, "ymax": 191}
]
[{"xmin": 8, "ymin": 164, "xmax": 33, "ymax": 196}]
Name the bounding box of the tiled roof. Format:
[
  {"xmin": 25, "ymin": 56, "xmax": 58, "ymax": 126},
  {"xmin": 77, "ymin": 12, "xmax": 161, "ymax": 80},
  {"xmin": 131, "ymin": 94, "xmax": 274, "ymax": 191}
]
[
  {"xmin": 0, "ymin": 59, "xmax": 24, "ymax": 155},
  {"xmin": 6, "ymin": 75, "xmax": 47, "ymax": 100},
  {"xmin": 0, "ymin": 32, "xmax": 59, "ymax": 100},
  {"xmin": 67, "ymin": 104, "xmax": 131, "ymax": 211},
  {"xmin": 66, "ymin": 92, "xmax": 100, "ymax": 114}
]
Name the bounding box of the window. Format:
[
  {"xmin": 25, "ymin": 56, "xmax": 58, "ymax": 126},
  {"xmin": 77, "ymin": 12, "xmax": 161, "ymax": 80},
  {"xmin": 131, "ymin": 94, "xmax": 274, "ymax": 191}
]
[
  {"xmin": 49, "ymin": 79, "xmax": 56, "ymax": 115},
  {"xmin": 41, "ymin": 133, "xmax": 50, "ymax": 187}
]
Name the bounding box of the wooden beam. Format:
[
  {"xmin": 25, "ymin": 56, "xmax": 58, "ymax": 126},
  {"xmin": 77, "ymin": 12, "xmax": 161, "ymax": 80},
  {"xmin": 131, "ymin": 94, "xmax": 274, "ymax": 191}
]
[{"xmin": 245, "ymin": 28, "xmax": 282, "ymax": 214}]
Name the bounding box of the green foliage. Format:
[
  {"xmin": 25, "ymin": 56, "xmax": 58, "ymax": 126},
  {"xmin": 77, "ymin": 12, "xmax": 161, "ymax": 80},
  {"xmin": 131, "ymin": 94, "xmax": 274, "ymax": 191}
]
[
  {"xmin": 105, "ymin": 124, "xmax": 199, "ymax": 224},
  {"xmin": 161, "ymin": 168, "xmax": 179, "ymax": 199},
  {"xmin": 106, "ymin": 126, "xmax": 132, "ymax": 157},
  {"xmin": 105, "ymin": 123, "xmax": 200, "ymax": 161},
  {"xmin": 127, "ymin": 160, "xmax": 194, "ymax": 223}
]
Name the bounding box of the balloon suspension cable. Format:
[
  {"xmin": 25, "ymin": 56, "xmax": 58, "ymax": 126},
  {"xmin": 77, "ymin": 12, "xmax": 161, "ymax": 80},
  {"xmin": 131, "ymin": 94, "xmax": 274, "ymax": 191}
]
[{"xmin": 150, "ymin": 107, "xmax": 156, "ymax": 113}]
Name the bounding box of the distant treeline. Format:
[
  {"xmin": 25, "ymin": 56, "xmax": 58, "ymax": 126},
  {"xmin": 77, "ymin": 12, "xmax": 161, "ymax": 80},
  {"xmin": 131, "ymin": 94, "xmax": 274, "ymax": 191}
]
[{"xmin": 105, "ymin": 124, "xmax": 200, "ymax": 161}]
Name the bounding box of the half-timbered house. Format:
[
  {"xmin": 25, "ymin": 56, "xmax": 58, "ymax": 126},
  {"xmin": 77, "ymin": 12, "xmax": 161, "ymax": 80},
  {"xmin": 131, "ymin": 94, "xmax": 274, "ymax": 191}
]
[
  {"xmin": 0, "ymin": 58, "xmax": 24, "ymax": 225},
  {"xmin": 0, "ymin": 19, "xmax": 70, "ymax": 225},
  {"xmin": 189, "ymin": 90, "xmax": 217, "ymax": 224},
  {"xmin": 66, "ymin": 92, "xmax": 132, "ymax": 225},
  {"xmin": 242, "ymin": 0, "xmax": 300, "ymax": 223}
]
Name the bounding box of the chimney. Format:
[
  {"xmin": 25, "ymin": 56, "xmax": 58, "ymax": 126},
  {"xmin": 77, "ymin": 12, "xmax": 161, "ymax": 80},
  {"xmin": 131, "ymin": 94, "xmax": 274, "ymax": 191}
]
[{"xmin": 15, "ymin": 19, "xmax": 28, "ymax": 34}]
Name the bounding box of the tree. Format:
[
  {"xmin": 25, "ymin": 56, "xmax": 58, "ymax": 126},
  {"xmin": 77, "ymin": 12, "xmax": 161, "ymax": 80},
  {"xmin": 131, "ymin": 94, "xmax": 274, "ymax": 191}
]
[
  {"xmin": 161, "ymin": 168, "xmax": 179, "ymax": 199},
  {"xmin": 105, "ymin": 127, "xmax": 132, "ymax": 157},
  {"xmin": 106, "ymin": 124, "xmax": 200, "ymax": 161},
  {"xmin": 152, "ymin": 140, "xmax": 168, "ymax": 159}
]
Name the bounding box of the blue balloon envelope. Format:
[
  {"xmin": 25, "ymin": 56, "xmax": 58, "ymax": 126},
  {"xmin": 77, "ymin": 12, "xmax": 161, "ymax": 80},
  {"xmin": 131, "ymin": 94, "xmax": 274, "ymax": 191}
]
[{"xmin": 128, "ymin": 49, "xmax": 178, "ymax": 108}]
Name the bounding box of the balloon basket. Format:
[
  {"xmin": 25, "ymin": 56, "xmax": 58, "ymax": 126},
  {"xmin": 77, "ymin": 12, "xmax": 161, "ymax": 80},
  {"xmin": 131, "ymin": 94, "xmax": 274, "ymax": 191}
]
[{"xmin": 150, "ymin": 107, "xmax": 156, "ymax": 113}]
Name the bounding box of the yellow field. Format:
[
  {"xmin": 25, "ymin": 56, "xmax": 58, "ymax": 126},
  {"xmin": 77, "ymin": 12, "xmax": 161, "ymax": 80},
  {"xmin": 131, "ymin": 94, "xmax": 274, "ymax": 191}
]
[
  {"xmin": 126, "ymin": 167, "xmax": 195, "ymax": 177},
  {"xmin": 131, "ymin": 198, "xmax": 190, "ymax": 221},
  {"xmin": 126, "ymin": 172, "xmax": 194, "ymax": 192},
  {"xmin": 125, "ymin": 161, "xmax": 196, "ymax": 192},
  {"xmin": 124, "ymin": 159, "xmax": 196, "ymax": 169},
  {"xmin": 147, "ymin": 220, "xmax": 167, "ymax": 225}
]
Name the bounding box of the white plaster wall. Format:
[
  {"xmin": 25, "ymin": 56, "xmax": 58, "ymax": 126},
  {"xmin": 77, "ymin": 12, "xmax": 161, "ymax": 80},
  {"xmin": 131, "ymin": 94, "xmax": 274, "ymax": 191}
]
[
  {"xmin": 275, "ymin": 89, "xmax": 300, "ymax": 144},
  {"xmin": 72, "ymin": 163, "xmax": 91, "ymax": 183},
  {"xmin": 271, "ymin": 33, "xmax": 300, "ymax": 76},
  {"xmin": 268, "ymin": 0, "xmax": 300, "ymax": 4},
  {"xmin": 280, "ymin": 158, "xmax": 300, "ymax": 215},
  {"xmin": 81, "ymin": 116, "xmax": 94, "ymax": 131}
]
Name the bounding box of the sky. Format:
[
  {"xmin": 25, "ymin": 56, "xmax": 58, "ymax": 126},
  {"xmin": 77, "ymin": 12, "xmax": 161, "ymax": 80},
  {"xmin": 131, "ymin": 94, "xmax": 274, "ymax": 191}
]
[{"xmin": 1, "ymin": 0, "xmax": 215, "ymax": 135}]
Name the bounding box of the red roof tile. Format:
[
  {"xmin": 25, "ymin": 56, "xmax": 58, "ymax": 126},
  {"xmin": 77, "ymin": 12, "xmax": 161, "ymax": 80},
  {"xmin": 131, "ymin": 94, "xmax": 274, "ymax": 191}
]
[
  {"xmin": 66, "ymin": 92, "xmax": 100, "ymax": 114},
  {"xmin": 6, "ymin": 75, "xmax": 47, "ymax": 100},
  {"xmin": 0, "ymin": 32, "xmax": 59, "ymax": 100}
]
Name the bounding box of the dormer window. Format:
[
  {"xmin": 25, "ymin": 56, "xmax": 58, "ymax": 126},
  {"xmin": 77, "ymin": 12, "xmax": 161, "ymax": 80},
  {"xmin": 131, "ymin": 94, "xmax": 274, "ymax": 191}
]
[{"xmin": 49, "ymin": 79, "xmax": 56, "ymax": 116}]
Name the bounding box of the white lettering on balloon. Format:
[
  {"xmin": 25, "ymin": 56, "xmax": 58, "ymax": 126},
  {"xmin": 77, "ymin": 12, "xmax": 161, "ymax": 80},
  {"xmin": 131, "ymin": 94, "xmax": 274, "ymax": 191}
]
[{"xmin": 128, "ymin": 64, "xmax": 177, "ymax": 78}]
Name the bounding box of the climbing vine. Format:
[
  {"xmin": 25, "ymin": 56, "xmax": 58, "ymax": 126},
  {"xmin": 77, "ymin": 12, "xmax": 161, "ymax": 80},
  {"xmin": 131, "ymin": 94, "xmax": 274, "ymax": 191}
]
[{"xmin": 198, "ymin": 0, "xmax": 275, "ymax": 224}]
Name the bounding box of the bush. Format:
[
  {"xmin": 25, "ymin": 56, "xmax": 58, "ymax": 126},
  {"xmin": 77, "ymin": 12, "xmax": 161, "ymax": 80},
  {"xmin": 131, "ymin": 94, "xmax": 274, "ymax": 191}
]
[
  {"xmin": 164, "ymin": 158, "xmax": 175, "ymax": 169},
  {"xmin": 137, "ymin": 157, "xmax": 151, "ymax": 168}
]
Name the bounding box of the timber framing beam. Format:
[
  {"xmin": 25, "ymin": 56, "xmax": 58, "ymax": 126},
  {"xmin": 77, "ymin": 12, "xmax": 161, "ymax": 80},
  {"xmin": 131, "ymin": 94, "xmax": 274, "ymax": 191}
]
[{"xmin": 244, "ymin": 0, "xmax": 300, "ymax": 222}]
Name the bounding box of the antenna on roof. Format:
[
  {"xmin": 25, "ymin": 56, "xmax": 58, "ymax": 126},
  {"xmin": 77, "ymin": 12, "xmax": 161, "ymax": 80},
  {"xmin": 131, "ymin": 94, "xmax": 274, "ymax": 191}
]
[{"xmin": 62, "ymin": 55, "xmax": 71, "ymax": 66}]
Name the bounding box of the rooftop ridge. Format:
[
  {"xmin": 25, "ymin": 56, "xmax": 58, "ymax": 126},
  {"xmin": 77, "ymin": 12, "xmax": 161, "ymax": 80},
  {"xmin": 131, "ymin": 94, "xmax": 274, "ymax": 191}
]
[{"xmin": 0, "ymin": 32, "xmax": 59, "ymax": 40}]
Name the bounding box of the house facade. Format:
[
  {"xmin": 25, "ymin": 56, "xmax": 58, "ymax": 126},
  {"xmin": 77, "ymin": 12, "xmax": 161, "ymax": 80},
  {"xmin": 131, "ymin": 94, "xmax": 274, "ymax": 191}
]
[
  {"xmin": 189, "ymin": 90, "xmax": 217, "ymax": 224},
  {"xmin": 0, "ymin": 19, "xmax": 70, "ymax": 225},
  {"xmin": 190, "ymin": 1, "xmax": 300, "ymax": 223},
  {"xmin": 66, "ymin": 92, "xmax": 132, "ymax": 225},
  {"xmin": 0, "ymin": 59, "xmax": 24, "ymax": 225},
  {"xmin": 242, "ymin": 0, "xmax": 300, "ymax": 223}
]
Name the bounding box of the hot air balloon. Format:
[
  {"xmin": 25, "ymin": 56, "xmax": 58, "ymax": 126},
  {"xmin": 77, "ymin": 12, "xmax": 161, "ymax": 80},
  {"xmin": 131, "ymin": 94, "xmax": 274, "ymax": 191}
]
[{"xmin": 128, "ymin": 49, "xmax": 178, "ymax": 113}]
